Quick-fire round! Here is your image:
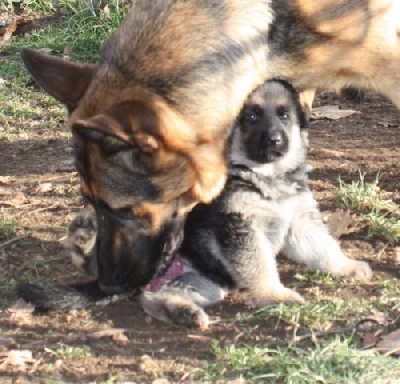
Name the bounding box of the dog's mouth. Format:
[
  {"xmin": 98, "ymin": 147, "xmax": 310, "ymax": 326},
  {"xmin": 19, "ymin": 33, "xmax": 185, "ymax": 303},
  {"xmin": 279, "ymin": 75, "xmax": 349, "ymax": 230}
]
[
  {"xmin": 92, "ymin": 200, "xmax": 185, "ymax": 295},
  {"xmin": 249, "ymin": 150, "xmax": 286, "ymax": 164}
]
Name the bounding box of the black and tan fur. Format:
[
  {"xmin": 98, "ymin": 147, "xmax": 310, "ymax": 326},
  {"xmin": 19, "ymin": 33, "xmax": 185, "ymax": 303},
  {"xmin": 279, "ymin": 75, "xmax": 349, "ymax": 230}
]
[
  {"xmin": 18, "ymin": 0, "xmax": 397, "ymax": 301},
  {"xmin": 140, "ymin": 79, "xmax": 372, "ymax": 328}
]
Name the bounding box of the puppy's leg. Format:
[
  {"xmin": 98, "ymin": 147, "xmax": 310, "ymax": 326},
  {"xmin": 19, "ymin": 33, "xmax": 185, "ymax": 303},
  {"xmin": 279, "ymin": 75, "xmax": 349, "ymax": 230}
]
[
  {"xmin": 232, "ymin": 229, "xmax": 305, "ymax": 307},
  {"xmin": 282, "ymin": 192, "xmax": 372, "ymax": 280},
  {"xmin": 140, "ymin": 271, "xmax": 227, "ymax": 330},
  {"xmin": 64, "ymin": 211, "xmax": 98, "ymax": 278}
]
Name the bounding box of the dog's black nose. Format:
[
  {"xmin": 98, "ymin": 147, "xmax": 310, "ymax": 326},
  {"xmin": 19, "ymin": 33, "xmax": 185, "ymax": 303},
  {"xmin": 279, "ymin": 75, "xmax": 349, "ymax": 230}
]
[{"xmin": 268, "ymin": 131, "xmax": 282, "ymax": 146}]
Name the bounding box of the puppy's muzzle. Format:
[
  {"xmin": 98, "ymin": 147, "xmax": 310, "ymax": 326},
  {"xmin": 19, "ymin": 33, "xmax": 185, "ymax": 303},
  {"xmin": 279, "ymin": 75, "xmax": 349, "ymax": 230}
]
[{"xmin": 249, "ymin": 128, "xmax": 288, "ymax": 163}]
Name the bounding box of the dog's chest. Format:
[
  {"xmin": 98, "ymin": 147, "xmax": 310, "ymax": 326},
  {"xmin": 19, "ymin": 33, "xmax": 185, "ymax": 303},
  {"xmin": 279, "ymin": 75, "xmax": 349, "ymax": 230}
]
[{"xmin": 222, "ymin": 173, "xmax": 302, "ymax": 222}]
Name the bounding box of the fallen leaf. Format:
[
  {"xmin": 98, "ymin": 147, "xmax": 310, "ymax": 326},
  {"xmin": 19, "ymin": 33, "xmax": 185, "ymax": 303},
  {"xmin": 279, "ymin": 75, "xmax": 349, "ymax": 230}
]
[
  {"xmin": 377, "ymin": 329, "xmax": 400, "ymax": 356},
  {"xmin": 321, "ymin": 209, "xmax": 352, "ymax": 239},
  {"xmin": 0, "ymin": 349, "xmax": 39, "ymax": 372},
  {"xmin": 0, "ymin": 191, "xmax": 28, "ymax": 207},
  {"xmin": 0, "ymin": 336, "xmax": 16, "ymax": 350},
  {"xmin": 377, "ymin": 121, "xmax": 399, "ymax": 128},
  {"xmin": 38, "ymin": 48, "xmax": 53, "ymax": 54},
  {"xmin": 311, "ymin": 105, "xmax": 360, "ymax": 120},
  {"xmin": 2, "ymin": 19, "xmax": 19, "ymax": 42},
  {"xmin": 363, "ymin": 332, "xmax": 379, "ymax": 348},
  {"xmin": 63, "ymin": 45, "xmax": 72, "ymax": 60},
  {"xmin": 359, "ymin": 309, "xmax": 389, "ymax": 327},
  {"xmin": 1, "ymin": 18, "xmax": 36, "ymax": 43},
  {"xmin": 0, "ymin": 176, "xmax": 12, "ymax": 184},
  {"xmin": 100, "ymin": 4, "xmax": 110, "ymax": 20},
  {"xmin": 7, "ymin": 299, "xmax": 35, "ymax": 323},
  {"xmin": 36, "ymin": 182, "xmax": 53, "ymax": 193},
  {"xmin": 88, "ymin": 328, "xmax": 128, "ymax": 341}
]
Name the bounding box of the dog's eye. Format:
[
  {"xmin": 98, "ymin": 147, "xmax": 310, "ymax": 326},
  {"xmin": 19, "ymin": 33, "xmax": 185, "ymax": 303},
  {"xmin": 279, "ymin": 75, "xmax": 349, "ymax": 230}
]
[
  {"xmin": 277, "ymin": 106, "xmax": 289, "ymax": 121},
  {"xmin": 240, "ymin": 106, "xmax": 263, "ymax": 125}
]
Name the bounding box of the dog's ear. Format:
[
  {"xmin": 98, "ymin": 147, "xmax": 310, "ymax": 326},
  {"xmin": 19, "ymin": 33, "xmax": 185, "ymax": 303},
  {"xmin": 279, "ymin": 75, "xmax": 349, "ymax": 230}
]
[{"xmin": 21, "ymin": 48, "xmax": 97, "ymax": 113}]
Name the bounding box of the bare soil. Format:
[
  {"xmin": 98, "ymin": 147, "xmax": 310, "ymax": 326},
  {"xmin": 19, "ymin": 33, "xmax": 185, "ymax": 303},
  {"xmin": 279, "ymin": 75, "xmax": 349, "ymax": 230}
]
[{"xmin": 0, "ymin": 81, "xmax": 399, "ymax": 381}]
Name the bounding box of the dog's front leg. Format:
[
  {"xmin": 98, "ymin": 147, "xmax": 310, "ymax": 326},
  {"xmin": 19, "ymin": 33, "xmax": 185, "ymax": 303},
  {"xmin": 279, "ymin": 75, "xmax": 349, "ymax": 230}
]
[{"xmin": 235, "ymin": 229, "xmax": 305, "ymax": 307}]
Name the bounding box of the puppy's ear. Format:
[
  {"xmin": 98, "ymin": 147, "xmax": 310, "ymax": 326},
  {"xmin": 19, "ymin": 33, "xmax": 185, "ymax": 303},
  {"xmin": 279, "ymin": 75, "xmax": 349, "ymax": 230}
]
[
  {"xmin": 21, "ymin": 48, "xmax": 97, "ymax": 113},
  {"xmin": 297, "ymin": 105, "xmax": 309, "ymax": 130}
]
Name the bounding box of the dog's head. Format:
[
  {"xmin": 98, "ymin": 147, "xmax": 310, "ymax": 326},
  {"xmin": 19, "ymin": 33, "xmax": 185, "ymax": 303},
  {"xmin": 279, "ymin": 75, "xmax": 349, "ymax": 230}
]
[
  {"xmin": 21, "ymin": 48, "xmax": 226, "ymax": 293},
  {"xmin": 230, "ymin": 79, "xmax": 308, "ymax": 174}
]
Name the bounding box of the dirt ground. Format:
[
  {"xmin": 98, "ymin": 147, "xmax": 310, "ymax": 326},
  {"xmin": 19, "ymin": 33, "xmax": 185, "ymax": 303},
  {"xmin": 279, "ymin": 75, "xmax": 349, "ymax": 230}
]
[{"xmin": 0, "ymin": 78, "xmax": 399, "ymax": 383}]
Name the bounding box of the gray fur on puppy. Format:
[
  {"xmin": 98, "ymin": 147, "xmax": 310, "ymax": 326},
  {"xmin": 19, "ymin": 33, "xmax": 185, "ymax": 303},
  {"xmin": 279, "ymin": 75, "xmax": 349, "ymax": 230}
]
[{"xmin": 141, "ymin": 79, "xmax": 372, "ymax": 328}]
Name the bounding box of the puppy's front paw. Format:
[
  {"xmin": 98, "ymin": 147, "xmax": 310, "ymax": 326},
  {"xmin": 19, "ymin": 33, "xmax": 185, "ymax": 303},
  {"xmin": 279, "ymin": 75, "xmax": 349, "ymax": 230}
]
[
  {"xmin": 253, "ymin": 286, "xmax": 305, "ymax": 307},
  {"xmin": 336, "ymin": 260, "xmax": 372, "ymax": 281}
]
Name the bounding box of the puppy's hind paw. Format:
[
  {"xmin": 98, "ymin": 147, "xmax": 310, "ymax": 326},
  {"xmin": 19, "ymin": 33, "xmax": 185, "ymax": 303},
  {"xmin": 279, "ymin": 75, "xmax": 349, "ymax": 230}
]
[
  {"xmin": 140, "ymin": 292, "xmax": 209, "ymax": 330},
  {"xmin": 253, "ymin": 287, "xmax": 305, "ymax": 308},
  {"xmin": 337, "ymin": 260, "xmax": 372, "ymax": 281}
]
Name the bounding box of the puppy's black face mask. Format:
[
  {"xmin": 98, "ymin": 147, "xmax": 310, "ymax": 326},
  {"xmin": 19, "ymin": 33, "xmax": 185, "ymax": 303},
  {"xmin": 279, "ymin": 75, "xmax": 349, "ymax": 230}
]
[
  {"xmin": 238, "ymin": 79, "xmax": 307, "ymax": 164},
  {"xmin": 239, "ymin": 103, "xmax": 290, "ymax": 163}
]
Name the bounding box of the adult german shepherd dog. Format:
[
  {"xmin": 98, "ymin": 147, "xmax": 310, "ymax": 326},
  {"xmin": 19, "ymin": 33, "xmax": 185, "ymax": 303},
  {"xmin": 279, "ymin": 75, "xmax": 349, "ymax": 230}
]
[{"xmin": 18, "ymin": 0, "xmax": 398, "ymax": 304}]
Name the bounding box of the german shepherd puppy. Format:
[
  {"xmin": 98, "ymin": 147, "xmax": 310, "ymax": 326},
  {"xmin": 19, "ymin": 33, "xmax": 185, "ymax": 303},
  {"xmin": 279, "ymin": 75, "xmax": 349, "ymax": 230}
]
[
  {"xmin": 19, "ymin": 0, "xmax": 397, "ymax": 300},
  {"xmin": 140, "ymin": 79, "xmax": 372, "ymax": 328}
]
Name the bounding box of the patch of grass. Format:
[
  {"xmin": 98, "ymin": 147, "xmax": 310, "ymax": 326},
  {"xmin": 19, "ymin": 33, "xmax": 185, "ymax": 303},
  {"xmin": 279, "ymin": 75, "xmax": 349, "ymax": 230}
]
[
  {"xmin": 0, "ymin": 210, "xmax": 18, "ymax": 242},
  {"xmin": 199, "ymin": 337, "xmax": 400, "ymax": 383},
  {"xmin": 335, "ymin": 172, "xmax": 399, "ymax": 244},
  {"xmin": 1, "ymin": 0, "xmax": 128, "ymax": 139},
  {"xmin": 45, "ymin": 344, "xmax": 91, "ymax": 360},
  {"xmin": 3, "ymin": 0, "xmax": 129, "ymax": 62}
]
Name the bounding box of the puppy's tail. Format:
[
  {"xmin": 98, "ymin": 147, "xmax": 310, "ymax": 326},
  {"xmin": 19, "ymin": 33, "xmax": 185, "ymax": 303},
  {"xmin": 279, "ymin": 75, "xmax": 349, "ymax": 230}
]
[{"xmin": 16, "ymin": 282, "xmax": 134, "ymax": 310}]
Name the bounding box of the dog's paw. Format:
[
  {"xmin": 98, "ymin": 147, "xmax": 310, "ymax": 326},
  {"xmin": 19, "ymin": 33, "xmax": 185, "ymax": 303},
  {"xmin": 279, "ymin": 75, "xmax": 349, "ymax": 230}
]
[
  {"xmin": 165, "ymin": 303, "xmax": 209, "ymax": 330},
  {"xmin": 141, "ymin": 292, "xmax": 209, "ymax": 330},
  {"xmin": 253, "ymin": 286, "xmax": 305, "ymax": 307},
  {"xmin": 335, "ymin": 260, "xmax": 372, "ymax": 281},
  {"xmin": 67, "ymin": 212, "xmax": 97, "ymax": 249},
  {"xmin": 64, "ymin": 212, "xmax": 97, "ymax": 277}
]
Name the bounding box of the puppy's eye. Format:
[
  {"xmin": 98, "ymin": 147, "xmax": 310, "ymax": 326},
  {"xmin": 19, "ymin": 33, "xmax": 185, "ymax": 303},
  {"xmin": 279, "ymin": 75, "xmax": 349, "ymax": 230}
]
[
  {"xmin": 240, "ymin": 106, "xmax": 263, "ymax": 125},
  {"xmin": 277, "ymin": 106, "xmax": 289, "ymax": 122}
]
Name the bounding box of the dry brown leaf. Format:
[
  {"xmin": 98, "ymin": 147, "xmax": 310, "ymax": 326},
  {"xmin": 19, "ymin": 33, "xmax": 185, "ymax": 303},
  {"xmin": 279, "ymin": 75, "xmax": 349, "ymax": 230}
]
[
  {"xmin": 0, "ymin": 336, "xmax": 16, "ymax": 350},
  {"xmin": 363, "ymin": 332, "xmax": 379, "ymax": 348},
  {"xmin": 0, "ymin": 349, "xmax": 39, "ymax": 372},
  {"xmin": 7, "ymin": 299, "xmax": 35, "ymax": 323},
  {"xmin": 311, "ymin": 105, "xmax": 360, "ymax": 120},
  {"xmin": 63, "ymin": 45, "xmax": 73, "ymax": 60},
  {"xmin": 377, "ymin": 329, "xmax": 400, "ymax": 356},
  {"xmin": 377, "ymin": 120, "xmax": 399, "ymax": 128},
  {"xmin": 87, "ymin": 328, "xmax": 128, "ymax": 341},
  {"xmin": 36, "ymin": 182, "xmax": 53, "ymax": 193},
  {"xmin": 100, "ymin": 4, "xmax": 110, "ymax": 20},
  {"xmin": 321, "ymin": 209, "xmax": 352, "ymax": 239},
  {"xmin": 359, "ymin": 309, "xmax": 389, "ymax": 327},
  {"xmin": 2, "ymin": 19, "xmax": 19, "ymax": 42},
  {"xmin": 0, "ymin": 191, "xmax": 28, "ymax": 207},
  {"xmin": 0, "ymin": 176, "xmax": 12, "ymax": 184},
  {"xmin": 1, "ymin": 18, "xmax": 36, "ymax": 43}
]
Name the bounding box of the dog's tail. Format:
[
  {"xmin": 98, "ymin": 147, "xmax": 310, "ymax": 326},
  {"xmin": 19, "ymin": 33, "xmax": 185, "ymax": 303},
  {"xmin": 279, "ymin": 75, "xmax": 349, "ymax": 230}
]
[{"xmin": 16, "ymin": 282, "xmax": 134, "ymax": 310}]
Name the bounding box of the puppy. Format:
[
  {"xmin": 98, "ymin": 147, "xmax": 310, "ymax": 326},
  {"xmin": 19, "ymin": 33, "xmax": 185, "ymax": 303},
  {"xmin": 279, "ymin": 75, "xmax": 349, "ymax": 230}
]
[{"xmin": 141, "ymin": 79, "xmax": 372, "ymax": 328}]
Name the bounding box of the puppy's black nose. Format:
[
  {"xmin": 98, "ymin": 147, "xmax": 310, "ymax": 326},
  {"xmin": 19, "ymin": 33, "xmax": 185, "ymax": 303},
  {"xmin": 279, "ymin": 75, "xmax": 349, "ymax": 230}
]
[{"xmin": 268, "ymin": 131, "xmax": 283, "ymax": 146}]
